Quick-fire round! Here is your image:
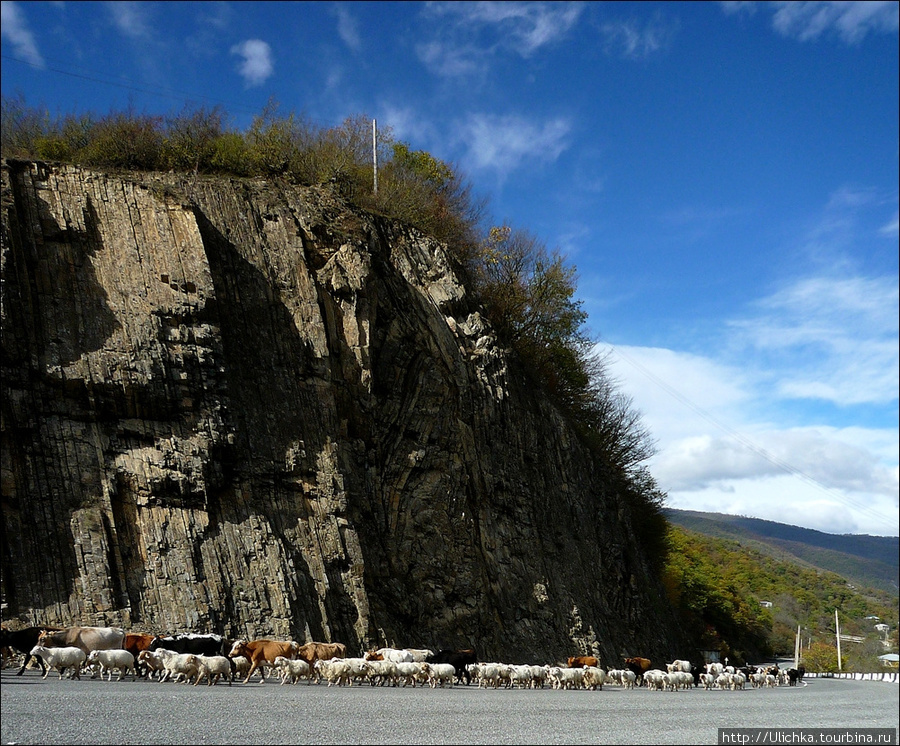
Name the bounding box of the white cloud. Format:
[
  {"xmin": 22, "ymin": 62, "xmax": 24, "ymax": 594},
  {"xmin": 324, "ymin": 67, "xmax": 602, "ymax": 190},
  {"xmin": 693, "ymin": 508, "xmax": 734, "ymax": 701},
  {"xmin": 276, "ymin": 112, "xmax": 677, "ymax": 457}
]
[
  {"xmin": 459, "ymin": 113, "xmax": 571, "ymax": 178},
  {"xmin": 729, "ymin": 275, "xmax": 899, "ymax": 406},
  {"xmin": 417, "ymin": 1, "xmax": 583, "ymax": 75},
  {"xmin": 108, "ymin": 0, "xmax": 151, "ymax": 39},
  {"xmin": 230, "ymin": 39, "xmax": 274, "ymax": 87},
  {"xmin": 415, "ymin": 40, "xmax": 483, "ymax": 78},
  {"xmin": 334, "ymin": 5, "xmax": 361, "ymax": 52},
  {"xmin": 728, "ymin": 1, "xmax": 900, "ymax": 43},
  {"xmin": 598, "ymin": 297, "xmax": 899, "ymax": 537},
  {"xmin": 599, "ymin": 12, "xmax": 678, "ymax": 59},
  {"xmin": 1, "ymin": 0, "xmax": 44, "ymax": 67},
  {"xmin": 881, "ymin": 210, "xmax": 899, "ymax": 237}
]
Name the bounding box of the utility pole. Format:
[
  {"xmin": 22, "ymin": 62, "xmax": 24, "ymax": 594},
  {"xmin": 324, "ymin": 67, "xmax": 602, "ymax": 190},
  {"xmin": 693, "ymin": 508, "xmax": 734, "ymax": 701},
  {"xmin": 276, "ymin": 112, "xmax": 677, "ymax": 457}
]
[
  {"xmin": 372, "ymin": 118, "xmax": 378, "ymax": 195},
  {"xmin": 835, "ymin": 610, "xmax": 842, "ymax": 672},
  {"xmin": 794, "ymin": 625, "xmax": 801, "ymax": 669}
]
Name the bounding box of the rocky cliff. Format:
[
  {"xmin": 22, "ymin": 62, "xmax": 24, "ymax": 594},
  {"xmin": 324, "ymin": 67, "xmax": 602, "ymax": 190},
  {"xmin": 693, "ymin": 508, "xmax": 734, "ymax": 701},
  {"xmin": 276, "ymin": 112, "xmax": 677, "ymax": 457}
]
[{"xmin": 1, "ymin": 159, "xmax": 685, "ymax": 663}]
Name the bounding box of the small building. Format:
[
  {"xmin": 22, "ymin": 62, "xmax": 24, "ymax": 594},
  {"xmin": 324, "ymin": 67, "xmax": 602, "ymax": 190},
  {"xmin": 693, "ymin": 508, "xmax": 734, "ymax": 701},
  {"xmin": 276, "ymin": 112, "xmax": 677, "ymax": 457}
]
[
  {"xmin": 759, "ymin": 601, "xmax": 773, "ymax": 608},
  {"xmin": 878, "ymin": 654, "xmax": 899, "ymax": 669}
]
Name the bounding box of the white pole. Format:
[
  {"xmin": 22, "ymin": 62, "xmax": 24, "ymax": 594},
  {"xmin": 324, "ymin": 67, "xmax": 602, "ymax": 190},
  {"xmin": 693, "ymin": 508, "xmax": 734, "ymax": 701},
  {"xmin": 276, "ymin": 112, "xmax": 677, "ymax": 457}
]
[
  {"xmin": 835, "ymin": 610, "xmax": 842, "ymax": 672},
  {"xmin": 794, "ymin": 625, "xmax": 801, "ymax": 669},
  {"xmin": 372, "ymin": 118, "xmax": 378, "ymax": 195}
]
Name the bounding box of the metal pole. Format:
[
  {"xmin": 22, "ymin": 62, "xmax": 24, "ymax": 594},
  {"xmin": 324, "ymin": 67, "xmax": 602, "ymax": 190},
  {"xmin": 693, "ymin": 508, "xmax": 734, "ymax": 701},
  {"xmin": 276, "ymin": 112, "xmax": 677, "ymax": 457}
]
[
  {"xmin": 372, "ymin": 119, "xmax": 378, "ymax": 195},
  {"xmin": 794, "ymin": 625, "xmax": 800, "ymax": 669},
  {"xmin": 835, "ymin": 609, "xmax": 842, "ymax": 672}
]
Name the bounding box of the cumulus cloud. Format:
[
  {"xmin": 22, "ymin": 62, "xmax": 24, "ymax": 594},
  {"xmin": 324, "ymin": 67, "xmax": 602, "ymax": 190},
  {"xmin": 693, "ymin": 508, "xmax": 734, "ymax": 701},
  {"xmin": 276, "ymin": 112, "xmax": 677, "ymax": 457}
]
[
  {"xmin": 230, "ymin": 39, "xmax": 274, "ymax": 87},
  {"xmin": 1, "ymin": 0, "xmax": 44, "ymax": 67},
  {"xmin": 459, "ymin": 113, "xmax": 571, "ymax": 178}
]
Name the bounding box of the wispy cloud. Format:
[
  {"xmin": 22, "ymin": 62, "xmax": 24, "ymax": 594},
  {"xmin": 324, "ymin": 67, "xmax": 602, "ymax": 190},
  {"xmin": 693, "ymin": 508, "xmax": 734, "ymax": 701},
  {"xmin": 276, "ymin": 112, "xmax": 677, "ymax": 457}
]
[
  {"xmin": 1, "ymin": 0, "xmax": 44, "ymax": 67},
  {"xmin": 730, "ymin": 274, "xmax": 899, "ymax": 406},
  {"xmin": 458, "ymin": 113, "xmax": 572, "ymax": 178},
  {"xmin": 599, "ymin": 12, "xmax": 678, "ymax": 59},
  {"xmin": 723, "ymin": 1, "xmax": 900, "ymax": 43},
  {"xmin": 417, "ymin": 1, "xmax": 584, "ymax": 75},
  {"xmin": 230, "ymin": 39, "xmax": 274, "ymax": 87},
  {"xmin": 334, "ymin": 5, "xmax": 361, "ymax": 52},
  {"xmin": 108, "ymin": 0, "xmax": 152, "ymax": 40},
  {"xmin": 881, "ymin": 210, "xmax": 899, "ymax": 237}
]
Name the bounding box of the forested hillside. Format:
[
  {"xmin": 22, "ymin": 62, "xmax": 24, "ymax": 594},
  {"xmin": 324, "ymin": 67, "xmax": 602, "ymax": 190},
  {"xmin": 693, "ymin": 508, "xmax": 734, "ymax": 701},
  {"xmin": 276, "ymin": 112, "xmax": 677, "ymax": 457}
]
[
  {"xmin": 663, "ymin": 522, "xmax": 898, "ymax": 670},
  {"xmin": 666, "ymin": 508, "xmax": 899, "ymax": 594}
]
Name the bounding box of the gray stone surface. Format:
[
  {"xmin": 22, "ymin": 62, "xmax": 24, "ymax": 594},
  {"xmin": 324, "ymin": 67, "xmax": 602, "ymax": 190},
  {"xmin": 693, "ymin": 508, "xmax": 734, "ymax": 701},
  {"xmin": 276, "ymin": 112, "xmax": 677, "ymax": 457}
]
[{"xmin": 1, "ymin": 160, "xmax": 686, "ymax": 663}]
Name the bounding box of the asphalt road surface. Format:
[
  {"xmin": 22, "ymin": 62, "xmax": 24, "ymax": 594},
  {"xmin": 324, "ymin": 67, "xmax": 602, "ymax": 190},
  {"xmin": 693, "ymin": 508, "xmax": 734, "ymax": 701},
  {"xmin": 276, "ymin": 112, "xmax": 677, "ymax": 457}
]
[{"xmin": 2, "ymin": 669, "xmax": 898, "ymax": 745}]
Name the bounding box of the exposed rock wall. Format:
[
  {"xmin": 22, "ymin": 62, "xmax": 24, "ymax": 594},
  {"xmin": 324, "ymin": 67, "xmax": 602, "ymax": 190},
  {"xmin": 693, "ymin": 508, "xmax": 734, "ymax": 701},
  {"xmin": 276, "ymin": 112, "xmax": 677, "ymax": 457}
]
[{"xmin": 1, "ymin": 160, "xmax": 685, "ymax": 663}]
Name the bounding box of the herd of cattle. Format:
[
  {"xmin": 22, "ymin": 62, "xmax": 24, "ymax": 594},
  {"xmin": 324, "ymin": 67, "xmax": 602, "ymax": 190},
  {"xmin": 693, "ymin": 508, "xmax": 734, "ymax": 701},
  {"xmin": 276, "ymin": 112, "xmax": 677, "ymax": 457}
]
[{"xmin": 0, "ymin": 625, "xmax": 806, "ymax": 691}]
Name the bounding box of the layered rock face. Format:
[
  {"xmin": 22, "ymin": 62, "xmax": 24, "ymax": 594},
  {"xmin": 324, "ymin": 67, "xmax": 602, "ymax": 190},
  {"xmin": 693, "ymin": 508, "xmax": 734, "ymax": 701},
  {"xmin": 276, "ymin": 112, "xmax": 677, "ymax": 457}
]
[{"xmin": 1, "ymin": 160, "xmax": 682, "ymax": 662}]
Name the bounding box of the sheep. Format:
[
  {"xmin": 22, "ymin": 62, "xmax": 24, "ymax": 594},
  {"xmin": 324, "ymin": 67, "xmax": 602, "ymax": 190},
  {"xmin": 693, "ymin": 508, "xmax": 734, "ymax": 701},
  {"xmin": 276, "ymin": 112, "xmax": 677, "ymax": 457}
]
[
  {"xmin": 315, "ymin": 657, "xmax": 352, "ymax": 687},
  {"xmin": 365, "ymin": 658, "xmax": 399, "ymax": 687},
  {"xmin": 548, "ymin": 666, "xmax": 583, "ymax": 690},
  {"xmin": 194, "ymin": 655, "xmax": 234, "ymax": 686},
  {"xmin": 394, "ymin": 661, "xmax": 423, "ymax": 687},
  {"xmin": 643, "ymin": 669, "xmax": 668, "ymax": 691},
  {"xmin": 529, "ymin": 665, "xmax": 550, "ymax": 689},
  {"xmin": 422, "ymin": 662, "xmax": 456, "ymax": 688},
  {"xmin": 582, "ymin": 666, "xmax": 606, "ymax": 691},
  {"xmin": 508, "ymin": 664, "xmax": 535, "ymax": 689},
  {"xmin": 28, "ymin": 645, "xmax": 86, "ymax": 680},
  {"xmin": 152, "ymin": 648, "xmax": 202, "ymax": 684},
  {"xmin": 366, "ymin": 647, "xmax": 413, "ymax": 664},
  {"xmin": 273, "ymin": 655, "xmax": 310, "ymax": 685},
  {"xmin": 87, "ymin": 649, "xmax": 136, "ymax": 682},
  {"xmin": 137, "ymin": 650, "xmax": 166, "ymax": 680},
  {"xmin": 666, "ymin": 659, "xmax": 692, "ymax": 674},
  {"xmin": 700, "ymin": 672, "xmax": 717, "ymax": 690},
  {"xmin": 230, "ymin": 654, "xmax": 267, "ymax": 683}
]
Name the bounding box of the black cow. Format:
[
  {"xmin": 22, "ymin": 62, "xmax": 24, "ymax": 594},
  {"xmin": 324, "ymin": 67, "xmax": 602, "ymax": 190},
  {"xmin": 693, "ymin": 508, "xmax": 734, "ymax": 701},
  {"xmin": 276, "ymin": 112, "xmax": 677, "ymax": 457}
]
[
  {"xmin": 786, "ymin": 666, "xmax": 806, "ymax": 686},
  {"xmin": 425, "ymin": 648, "xmax": 477, "ymax": 685},
  {"xmin": 149, "ymin": 633, "xmax": 232, "ymax": 658},
  {"xmin": 0, "ymin": 625, "xmax": 64, "ymax": 676}
]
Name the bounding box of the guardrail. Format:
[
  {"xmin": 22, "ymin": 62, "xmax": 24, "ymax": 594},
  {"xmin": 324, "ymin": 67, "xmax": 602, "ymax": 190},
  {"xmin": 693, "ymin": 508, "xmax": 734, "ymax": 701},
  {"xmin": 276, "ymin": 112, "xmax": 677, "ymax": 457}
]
[{"xmin": 806, "ymin": 671, "xmax": 898, "ymax": 683}]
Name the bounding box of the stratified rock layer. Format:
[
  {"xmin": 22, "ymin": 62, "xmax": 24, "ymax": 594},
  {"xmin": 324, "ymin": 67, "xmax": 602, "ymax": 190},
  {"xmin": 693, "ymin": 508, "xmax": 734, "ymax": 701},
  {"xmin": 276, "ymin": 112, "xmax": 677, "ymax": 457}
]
[{"xmin": 1, "ymin": 160, "xmax": 681, "ymax": 663}]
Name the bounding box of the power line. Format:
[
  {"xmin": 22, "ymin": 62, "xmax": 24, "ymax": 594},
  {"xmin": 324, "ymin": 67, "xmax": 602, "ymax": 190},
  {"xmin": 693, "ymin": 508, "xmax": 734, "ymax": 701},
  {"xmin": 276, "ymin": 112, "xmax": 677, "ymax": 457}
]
[{"xmin": 606, "ymin": 342, "xmax": 894, "ymax": 526}]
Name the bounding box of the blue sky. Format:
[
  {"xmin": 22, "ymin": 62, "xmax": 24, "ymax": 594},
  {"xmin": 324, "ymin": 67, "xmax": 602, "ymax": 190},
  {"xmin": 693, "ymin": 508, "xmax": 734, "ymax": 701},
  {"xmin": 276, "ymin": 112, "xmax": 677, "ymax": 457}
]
[{"xmin": 2, "ymin": 1, "xmax": 898, "ymax": 536}]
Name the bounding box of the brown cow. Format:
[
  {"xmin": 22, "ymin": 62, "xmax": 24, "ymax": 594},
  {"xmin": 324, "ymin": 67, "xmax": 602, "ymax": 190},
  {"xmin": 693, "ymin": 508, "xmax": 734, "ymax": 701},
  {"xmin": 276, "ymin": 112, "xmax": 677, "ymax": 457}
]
[
  {"xmin": 124, "ymin": 633, "xmax": 156, "ymax": 677},
  {"xmin": 624, "ymin": 656, "xmax": 652, "ymax": 685},
  {"xmin": 567, "ymin": 656, "xmax": 599, "ymax": 669},
  {"xmin": 228, "ymin": 639, "xmax": 300, "ymax": 684},
  {"xmin": 295, "ymin": 641, "xmax": 347, "ymax": 668}
]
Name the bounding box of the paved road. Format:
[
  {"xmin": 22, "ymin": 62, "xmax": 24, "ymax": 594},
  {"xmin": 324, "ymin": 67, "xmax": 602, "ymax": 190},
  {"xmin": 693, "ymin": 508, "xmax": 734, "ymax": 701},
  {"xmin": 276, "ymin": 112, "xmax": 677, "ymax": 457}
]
[{"xmin": 2, "ymin": 669, "xmax": 898, "ymax": 745}]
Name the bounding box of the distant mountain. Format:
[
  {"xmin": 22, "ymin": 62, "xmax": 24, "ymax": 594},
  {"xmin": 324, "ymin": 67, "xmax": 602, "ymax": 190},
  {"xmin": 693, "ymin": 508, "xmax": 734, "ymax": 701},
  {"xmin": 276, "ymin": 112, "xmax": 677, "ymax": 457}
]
[{"xmin": 664, "ymin": 509, "xmax": 899, "ymax": 596}]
